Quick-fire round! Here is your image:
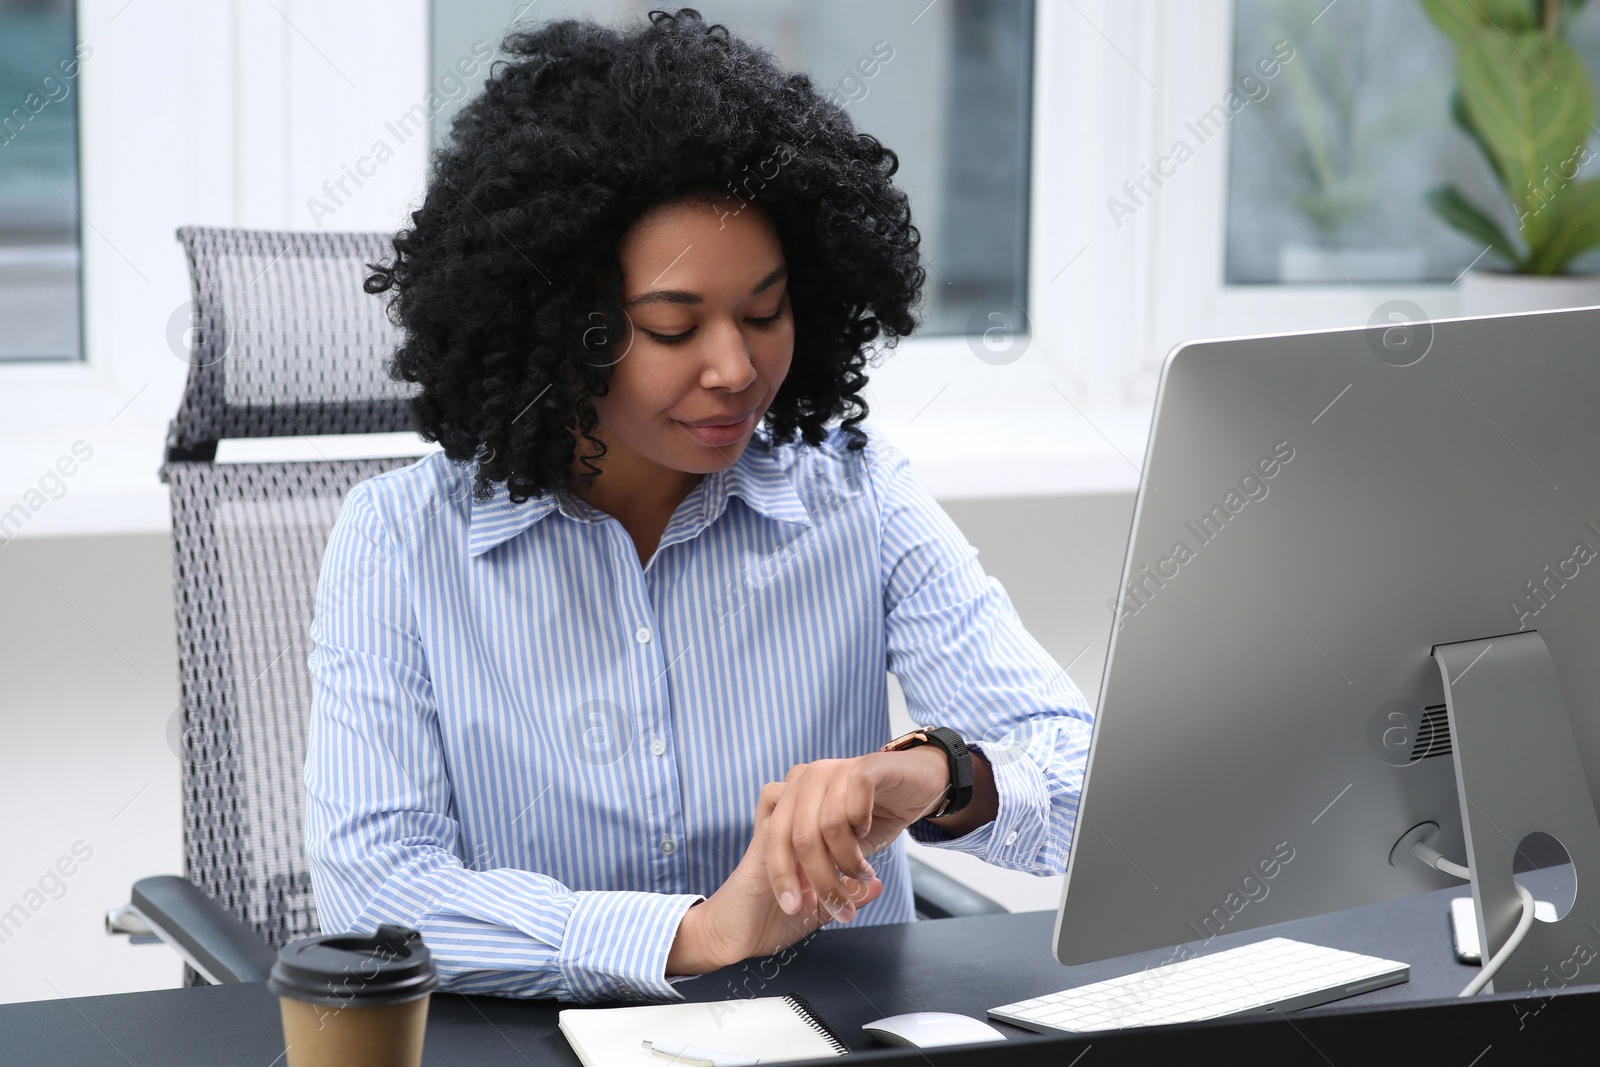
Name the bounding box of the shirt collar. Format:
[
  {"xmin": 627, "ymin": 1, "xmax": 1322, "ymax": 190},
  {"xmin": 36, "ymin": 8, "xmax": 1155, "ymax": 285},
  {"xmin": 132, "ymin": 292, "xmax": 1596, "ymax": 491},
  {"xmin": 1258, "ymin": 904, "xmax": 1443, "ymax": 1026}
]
[{"xmin": 465, "ymin": 430, "xmax": 814, "ymax": 558}]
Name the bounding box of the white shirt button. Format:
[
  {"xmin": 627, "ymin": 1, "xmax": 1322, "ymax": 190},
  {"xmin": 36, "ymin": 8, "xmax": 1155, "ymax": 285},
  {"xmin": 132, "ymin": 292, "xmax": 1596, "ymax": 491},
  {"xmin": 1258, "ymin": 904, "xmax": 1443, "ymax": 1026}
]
[
  {"xmin": 635, "ymin": 627, "xmax": 651, "ymax": 644},
  {"xmin": 1005, "ymin": 831, "xmax": 1019, "ymax": 846},
  {"xmin": 617, "ymin": 984, "xmax": 634, "ymax": 998},
  {"xmin": 660, "ymin": 838, "xmax": 676, "ymax": 854},
  {"xmin": 650, "ymin": 737, "xmax": 666, "ymax": 757}
]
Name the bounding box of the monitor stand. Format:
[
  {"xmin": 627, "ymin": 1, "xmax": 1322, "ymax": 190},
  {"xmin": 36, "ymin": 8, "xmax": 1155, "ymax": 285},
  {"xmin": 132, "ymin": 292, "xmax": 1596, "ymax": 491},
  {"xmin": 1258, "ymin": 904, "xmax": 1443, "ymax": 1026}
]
[{"xmin": 1432, "ymin": 630, "xmax": 1600, "ymax": 993}]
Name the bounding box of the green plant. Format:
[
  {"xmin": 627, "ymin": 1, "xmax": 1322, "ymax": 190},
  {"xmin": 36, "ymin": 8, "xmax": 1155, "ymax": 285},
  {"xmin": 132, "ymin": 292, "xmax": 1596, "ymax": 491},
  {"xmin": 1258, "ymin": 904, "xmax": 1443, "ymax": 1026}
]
[
  {"xmin": 1266, "ymin": 0, "xmax": 1431, "ymax": 244},
  {"xmin": 1420, "ymin": 0, "xmax": 1600, "ymax": 274}
]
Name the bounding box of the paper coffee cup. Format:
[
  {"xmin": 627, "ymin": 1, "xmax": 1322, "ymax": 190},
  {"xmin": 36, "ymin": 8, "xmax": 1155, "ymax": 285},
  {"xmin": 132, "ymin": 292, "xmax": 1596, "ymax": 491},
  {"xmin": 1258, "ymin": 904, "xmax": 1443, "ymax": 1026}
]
[{"xmin": 267, "ymin": 924, "xmax": 439, "ymax": 1067}]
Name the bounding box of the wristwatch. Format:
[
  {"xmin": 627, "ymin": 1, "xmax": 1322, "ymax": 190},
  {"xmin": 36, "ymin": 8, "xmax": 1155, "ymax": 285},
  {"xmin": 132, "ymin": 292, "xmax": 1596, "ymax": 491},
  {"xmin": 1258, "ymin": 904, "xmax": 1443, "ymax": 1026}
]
[{"xmin": 880, "ymin": 725, "xmax": 973, "ymax": 819}]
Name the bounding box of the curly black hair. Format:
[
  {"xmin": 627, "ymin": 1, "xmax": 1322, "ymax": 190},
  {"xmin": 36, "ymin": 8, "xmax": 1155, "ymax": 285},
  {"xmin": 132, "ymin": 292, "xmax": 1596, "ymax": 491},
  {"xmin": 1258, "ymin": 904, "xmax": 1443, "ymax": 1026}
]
[{"xmin": 364, "ymin": 7, "xmax": 925, "ymax": 504}]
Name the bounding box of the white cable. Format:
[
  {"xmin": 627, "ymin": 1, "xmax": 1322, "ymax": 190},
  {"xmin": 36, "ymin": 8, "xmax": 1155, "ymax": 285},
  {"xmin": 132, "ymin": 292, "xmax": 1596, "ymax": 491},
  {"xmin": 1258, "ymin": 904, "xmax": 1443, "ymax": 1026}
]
[
  {"xmin": 1410, "ymin": 840, "xmax": 1471, "ymax": 881},
  {"xmin": 1409, "ymin": 840, "xmax": 1538, "ymax": 996},
  {"xmin": 1459, "ymin": 883, "xmax": 1536, "ymax": 997}
]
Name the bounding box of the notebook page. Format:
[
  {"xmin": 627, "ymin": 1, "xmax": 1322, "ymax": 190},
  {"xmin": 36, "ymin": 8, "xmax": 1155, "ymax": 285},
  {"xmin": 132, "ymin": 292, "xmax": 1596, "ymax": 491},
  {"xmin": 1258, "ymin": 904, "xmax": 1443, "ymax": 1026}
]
[{"xmin": 558, "ymin": 995, "xmax": 844, "ymax": 1066}]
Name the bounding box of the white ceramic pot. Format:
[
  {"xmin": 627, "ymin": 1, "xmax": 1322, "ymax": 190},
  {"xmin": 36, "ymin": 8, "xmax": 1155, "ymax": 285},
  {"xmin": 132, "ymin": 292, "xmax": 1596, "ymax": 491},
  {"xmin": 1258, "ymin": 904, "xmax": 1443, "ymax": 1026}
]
[{"xmin": 1458, "ymin": 269, "xmax": 1600, "ymax": 316}]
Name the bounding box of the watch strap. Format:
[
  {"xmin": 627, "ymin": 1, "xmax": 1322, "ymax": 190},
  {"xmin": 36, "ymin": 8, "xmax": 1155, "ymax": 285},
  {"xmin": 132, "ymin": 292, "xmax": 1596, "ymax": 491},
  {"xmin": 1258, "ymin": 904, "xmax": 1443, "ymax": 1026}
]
[{"xmin": 880, "ymin": 725, "xmax": 973, "ymax": 819}]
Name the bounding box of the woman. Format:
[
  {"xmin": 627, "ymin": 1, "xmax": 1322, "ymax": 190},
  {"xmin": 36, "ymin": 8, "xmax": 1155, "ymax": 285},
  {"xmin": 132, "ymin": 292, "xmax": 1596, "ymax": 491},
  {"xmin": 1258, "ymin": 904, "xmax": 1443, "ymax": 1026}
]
[{"xmin": 304, "ymin": 7, "xmax": 1093, "ymax": 1003}]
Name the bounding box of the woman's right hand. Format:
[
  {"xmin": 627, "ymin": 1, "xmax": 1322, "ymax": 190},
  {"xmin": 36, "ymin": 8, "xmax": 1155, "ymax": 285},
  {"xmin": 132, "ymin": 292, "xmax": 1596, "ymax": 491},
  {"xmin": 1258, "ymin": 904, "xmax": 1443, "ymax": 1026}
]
[{"xmin": 666, "ymin": 781, "xmax": 884, "ymax": 975}]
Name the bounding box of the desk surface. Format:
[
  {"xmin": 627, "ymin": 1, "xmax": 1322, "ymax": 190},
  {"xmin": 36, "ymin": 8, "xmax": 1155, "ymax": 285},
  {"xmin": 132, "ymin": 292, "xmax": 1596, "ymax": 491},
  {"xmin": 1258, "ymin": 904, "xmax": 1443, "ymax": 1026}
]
[{"xmin": 5, "ymin": 882, "xmax": 1599, "ymax": 1066}]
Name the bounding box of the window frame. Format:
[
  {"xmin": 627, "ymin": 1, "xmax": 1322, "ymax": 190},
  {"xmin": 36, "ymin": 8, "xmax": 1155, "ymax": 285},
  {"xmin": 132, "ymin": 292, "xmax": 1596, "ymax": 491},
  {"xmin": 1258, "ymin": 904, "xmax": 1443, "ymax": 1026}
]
[
  {"xmin": 1089, "ymin": 0, "xmax": 1463, "ymax": 398},
  {"xmin": 8, "ymin": 0, "xmax": 1349, "ymax": 534}
]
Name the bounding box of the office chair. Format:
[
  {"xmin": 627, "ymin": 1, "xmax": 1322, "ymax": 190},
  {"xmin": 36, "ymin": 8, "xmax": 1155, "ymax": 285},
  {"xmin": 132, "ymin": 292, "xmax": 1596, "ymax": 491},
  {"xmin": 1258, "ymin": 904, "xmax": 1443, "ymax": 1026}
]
[{"xmin": 109, "ymin": 226, "xmax": 1001, "ymax": 988}]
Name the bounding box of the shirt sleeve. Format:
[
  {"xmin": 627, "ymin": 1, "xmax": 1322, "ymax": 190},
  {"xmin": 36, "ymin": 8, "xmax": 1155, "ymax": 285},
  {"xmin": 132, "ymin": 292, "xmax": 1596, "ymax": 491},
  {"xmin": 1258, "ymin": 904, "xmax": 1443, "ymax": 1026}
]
[
  {"xmin": 863, "ymin": 426, "xmax": 1095, "ymax": 875},
  {"xmin": 303, "ymin": 479, "xmax": 703, "ymax": 1003}
]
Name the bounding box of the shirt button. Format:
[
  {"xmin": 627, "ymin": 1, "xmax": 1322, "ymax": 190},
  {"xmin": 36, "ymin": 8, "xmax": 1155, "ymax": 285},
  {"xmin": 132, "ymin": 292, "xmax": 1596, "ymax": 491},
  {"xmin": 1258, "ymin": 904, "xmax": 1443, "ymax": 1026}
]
[
  {"xmin": 635, "ymin": 627, "xmax": 651, "ymax": 644},
  {"xmin": 660, "ymin": 838, "xmax": 676, "ymax": 854},
  {"xmin": 617, "ymin": 984, "xmax": 634, "ymax": 998},
  {"xmin": 650, "ymin": 737, "xmax": 666, "ymax": 756},
  {"xmin": 1005, "ymin": 831, "xmax": 1019, "ymax": 846}
]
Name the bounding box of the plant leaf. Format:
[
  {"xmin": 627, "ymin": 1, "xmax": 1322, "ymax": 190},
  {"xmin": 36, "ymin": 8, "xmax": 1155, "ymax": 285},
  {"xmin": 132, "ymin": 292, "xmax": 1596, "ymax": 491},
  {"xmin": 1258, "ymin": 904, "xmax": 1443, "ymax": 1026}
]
[
  {"xmin": 1527, "ymin": 177, "xmax": 1600, "ymax": 273},
  {"xmin": 1457, "ymin": 32, "xmax": 1595, "ymax": 247},
  {"xmin": 1425, "ymin": 184, "xmax": 1524, "ymax": 266},
  {"xmin": 1450, "ymin": 88, "xmax": 1506, "ymax": 190},
  {"xmin": 1419, "ymin": 0, "xmax": 1536, "ymax": 45}
]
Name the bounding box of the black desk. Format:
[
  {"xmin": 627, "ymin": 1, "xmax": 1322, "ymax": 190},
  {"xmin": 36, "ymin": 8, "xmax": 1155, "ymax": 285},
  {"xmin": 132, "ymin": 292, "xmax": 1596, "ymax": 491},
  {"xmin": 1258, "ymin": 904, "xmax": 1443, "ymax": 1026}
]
[{"xmin": 7, "ymin": 883, "xmax": 1600, "ymax": 1065}]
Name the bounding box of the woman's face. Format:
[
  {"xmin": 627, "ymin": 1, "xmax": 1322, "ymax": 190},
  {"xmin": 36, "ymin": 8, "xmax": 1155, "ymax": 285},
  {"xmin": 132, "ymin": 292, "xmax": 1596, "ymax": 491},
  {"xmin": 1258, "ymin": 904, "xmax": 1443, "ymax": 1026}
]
[{"xmin": 586, "ymin": 192, "xmax": 794, "ymax": 477}]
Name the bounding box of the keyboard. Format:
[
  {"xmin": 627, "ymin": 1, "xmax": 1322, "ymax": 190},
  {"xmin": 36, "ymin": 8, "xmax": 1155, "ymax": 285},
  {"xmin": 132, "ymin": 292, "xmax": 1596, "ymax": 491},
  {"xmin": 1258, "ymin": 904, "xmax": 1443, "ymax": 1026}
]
[{"xmin": 988, "ymin": 937, "xmax": 1409, "ymax": 1034}]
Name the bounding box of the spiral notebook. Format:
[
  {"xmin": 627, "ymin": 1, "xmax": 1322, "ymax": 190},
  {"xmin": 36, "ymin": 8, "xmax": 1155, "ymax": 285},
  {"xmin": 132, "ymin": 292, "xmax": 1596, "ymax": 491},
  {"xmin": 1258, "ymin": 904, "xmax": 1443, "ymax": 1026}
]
[{"xmin": 558, "ymin": 993, "xmax": 847, "ymax": 1066}]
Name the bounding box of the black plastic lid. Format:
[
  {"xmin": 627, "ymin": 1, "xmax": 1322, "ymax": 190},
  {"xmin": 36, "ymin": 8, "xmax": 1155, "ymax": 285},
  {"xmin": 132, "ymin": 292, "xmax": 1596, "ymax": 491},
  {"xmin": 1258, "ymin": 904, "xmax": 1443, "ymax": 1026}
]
[{"xmin": 267, "ymin": 925, "xmax": 438, "ymax": 1007}]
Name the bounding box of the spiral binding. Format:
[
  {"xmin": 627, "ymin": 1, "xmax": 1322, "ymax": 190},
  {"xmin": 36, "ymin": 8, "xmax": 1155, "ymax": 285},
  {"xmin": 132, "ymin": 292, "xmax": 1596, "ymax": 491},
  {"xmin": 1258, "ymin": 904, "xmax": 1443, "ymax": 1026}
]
[{"xmin": 782, "ymin": 993, "xmax": 849, "ymax": 1055}]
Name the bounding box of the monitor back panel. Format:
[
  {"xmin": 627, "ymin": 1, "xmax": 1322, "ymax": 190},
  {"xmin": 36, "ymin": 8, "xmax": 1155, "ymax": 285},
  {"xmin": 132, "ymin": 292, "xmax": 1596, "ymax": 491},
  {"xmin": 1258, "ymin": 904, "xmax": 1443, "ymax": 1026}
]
[{"xmin": 1055, "ymin": 306, "xmax": 1600, "ymax": 965}]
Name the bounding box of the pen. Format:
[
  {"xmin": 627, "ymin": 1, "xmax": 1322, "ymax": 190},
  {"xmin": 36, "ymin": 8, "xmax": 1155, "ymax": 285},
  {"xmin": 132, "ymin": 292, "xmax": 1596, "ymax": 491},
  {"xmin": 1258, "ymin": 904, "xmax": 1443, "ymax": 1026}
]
[{"xmin": 641, "ymin": 1038, "xmax": 764, "ymax": 1065}]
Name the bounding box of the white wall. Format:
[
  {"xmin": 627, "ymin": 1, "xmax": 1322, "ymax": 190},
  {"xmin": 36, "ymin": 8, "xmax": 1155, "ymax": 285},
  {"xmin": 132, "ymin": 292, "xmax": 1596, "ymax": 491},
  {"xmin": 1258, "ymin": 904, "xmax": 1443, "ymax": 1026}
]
[
  {"xmin": 0, "ymin": 532, "xmax": 183, "ymax": 1003},
  {"xmin": 898, "ymin": 492, "xmax": 1133, "ymax": 912}
]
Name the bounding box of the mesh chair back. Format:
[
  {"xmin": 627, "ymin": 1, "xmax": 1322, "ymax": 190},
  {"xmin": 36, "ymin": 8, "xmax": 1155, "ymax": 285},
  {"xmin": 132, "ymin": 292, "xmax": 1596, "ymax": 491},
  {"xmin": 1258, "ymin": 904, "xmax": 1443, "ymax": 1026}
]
[
  {"xmin": 161, "ymin": 227, "xmax": 428, "ymax": 974},
  {"xmin": 165, "ymin": 227, "xmax": 418, "ymax": 458},
  {"xmin": 165, "ymin": 459, "xmax": 416, "ymax": 954}
]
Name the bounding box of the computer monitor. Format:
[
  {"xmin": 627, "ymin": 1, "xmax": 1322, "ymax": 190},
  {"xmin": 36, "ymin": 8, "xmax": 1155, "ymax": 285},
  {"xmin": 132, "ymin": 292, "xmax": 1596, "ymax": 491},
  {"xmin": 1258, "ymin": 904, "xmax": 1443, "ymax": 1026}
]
[{"xmin": 1054, "ymin": 304, "xmax": 1600, "ymax": 988}]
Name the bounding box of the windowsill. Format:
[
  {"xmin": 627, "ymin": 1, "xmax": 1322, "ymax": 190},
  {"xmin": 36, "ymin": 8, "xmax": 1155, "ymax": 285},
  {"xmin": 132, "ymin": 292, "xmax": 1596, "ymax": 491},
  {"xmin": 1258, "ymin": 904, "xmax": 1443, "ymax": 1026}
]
[
  {"xmin": 0, "ymin": 407, "xmax": 1151, "ymax": 541},
  {"xmin": 873, "ymin": 408, "xmax": 1152, "ymax": 500},
  {"xmin": 0, "ymin": 418, "xmax": 172, "ymax": 542}
]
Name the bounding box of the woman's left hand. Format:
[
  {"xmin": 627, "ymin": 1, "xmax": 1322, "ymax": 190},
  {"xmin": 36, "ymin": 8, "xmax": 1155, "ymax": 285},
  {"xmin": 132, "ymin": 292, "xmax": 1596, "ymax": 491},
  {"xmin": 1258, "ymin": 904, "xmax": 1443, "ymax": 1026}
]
[{"xmin": 761, "ymin": 746, "xmax": 951, "ymax": 920}]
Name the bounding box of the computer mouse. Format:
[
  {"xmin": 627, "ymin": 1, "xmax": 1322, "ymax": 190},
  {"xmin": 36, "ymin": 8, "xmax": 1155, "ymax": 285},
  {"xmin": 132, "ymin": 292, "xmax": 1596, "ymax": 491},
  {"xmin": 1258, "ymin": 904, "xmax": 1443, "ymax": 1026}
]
[{"xmin": 861, "ymin": 1012, "xmax": 1009, "ymax": 1049}]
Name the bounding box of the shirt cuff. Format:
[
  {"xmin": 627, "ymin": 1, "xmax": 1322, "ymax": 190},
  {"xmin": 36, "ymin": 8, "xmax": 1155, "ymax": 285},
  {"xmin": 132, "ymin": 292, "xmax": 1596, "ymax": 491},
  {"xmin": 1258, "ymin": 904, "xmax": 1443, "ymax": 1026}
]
[
  {"xmin": 906, "ymin": 742, "xmax": 1049, "ymax": 869},
  {"xmin": 558, "ymin": 891, "xmax": 705, "ymax": 1003}
]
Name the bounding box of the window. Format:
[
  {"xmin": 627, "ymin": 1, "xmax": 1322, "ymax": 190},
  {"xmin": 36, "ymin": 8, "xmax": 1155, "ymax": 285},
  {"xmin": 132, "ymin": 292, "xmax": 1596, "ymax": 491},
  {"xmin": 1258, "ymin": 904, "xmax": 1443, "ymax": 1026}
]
[
  {"xmin": 0, "ymin": 0, "xmax": 84, "ymax": 362},
  {"xmin": 427, "ymin": 0, "xmax": 1034, "ymax": 336},
  {"xmin": 1225, "ymin": 0, "xmax": 1600, "ymax": 283}
]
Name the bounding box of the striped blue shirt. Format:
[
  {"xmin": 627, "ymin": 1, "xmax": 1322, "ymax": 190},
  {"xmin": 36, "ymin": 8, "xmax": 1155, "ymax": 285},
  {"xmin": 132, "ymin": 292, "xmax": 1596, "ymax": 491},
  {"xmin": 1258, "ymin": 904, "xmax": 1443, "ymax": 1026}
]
[{"xmin": 304, "ymin": 419, "xmax": 1093, "ymax": 1003}]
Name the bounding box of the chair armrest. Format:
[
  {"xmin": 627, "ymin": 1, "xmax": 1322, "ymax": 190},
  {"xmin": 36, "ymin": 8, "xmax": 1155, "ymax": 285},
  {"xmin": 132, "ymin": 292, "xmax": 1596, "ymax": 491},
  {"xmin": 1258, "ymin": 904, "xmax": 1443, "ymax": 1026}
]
[
  {"xmin": 908, "ymin": 857, "xmax": 1008, "ymax": 919},
  {"xmin": 130, "ymin": 876, "xmax": 278, "ymax": 984}
]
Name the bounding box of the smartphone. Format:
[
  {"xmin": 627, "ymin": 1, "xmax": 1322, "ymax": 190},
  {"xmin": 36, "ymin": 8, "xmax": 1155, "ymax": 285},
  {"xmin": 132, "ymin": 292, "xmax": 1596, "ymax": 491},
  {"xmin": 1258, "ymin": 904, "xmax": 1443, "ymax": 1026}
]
[{"xmin": 1450, "ymin": 895, "xmax": 1558, "ymax": 964}]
